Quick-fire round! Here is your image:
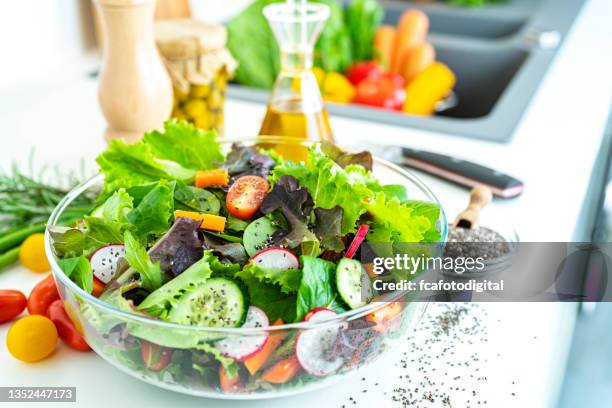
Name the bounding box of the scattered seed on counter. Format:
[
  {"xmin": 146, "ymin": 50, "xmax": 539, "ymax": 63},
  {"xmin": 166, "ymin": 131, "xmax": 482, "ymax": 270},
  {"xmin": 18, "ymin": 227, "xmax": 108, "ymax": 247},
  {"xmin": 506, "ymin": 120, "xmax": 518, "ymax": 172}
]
[{"xmin": 341, "ymin": 303, "xmax": 498, "ymax": 408}]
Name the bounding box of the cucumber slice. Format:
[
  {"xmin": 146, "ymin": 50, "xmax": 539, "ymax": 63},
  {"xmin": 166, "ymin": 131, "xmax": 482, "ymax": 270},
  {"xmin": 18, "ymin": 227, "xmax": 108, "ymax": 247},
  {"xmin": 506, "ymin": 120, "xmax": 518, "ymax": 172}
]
[
  {"xmin": 168, "ymin": 278, "xmax": 248, "ymax": 328},
  {"xmin": 336, "ymin": 258, "xmax": 373, "ymax": 309},
  {"xmin": 243, "ymin": 217, "xmax": 278, "ymax": 257}
]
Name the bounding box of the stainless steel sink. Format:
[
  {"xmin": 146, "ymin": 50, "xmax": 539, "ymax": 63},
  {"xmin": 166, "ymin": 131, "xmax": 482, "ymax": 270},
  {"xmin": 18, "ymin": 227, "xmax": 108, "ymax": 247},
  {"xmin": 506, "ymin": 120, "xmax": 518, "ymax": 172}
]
[{"xmin": 227, "ymin": 0, "xmax": 586, "ymax": 143}]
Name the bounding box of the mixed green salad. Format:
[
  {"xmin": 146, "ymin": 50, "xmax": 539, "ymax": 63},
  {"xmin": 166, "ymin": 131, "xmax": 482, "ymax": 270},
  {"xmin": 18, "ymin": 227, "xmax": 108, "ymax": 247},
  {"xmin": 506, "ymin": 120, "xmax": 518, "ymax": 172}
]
[{"xmin": 49, "ymin": 120, "xmax": 441, "ymax": 392}]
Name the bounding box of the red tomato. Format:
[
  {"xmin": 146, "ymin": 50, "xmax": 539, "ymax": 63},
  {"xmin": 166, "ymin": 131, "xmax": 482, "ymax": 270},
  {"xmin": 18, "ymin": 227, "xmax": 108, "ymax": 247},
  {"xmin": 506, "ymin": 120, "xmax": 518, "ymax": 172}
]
[
  {"xmin": 141, "ymin": 341, "xmax": 173, "ymax": 371},
  {"xmin": 0, "ymin": 290, "xmax": 27, "ymax": 324},
  {"xmin": 219, "ymin": 365, "xmax": 243, "ymax": 393},
  {"xmin": 92, "ymin": 277, "xmax": 105, "ymax": 298},
  {"xmin": 226, "ymin": 176, "xmax": 270, "ymax": 220},
  {"xmin": 354, "ymin": 73, "xmax": 405, "ymax": 110},
  {"xmin": 27, "ymin": 274, "xmax": 60, "ymax": 315},
  {"xmin": 46, "ymin": 300, "xmax": 91, "ymax": 352},
  {"xmin": 346, "ymin": 61, "xmax": 383, "ymax": 85}
]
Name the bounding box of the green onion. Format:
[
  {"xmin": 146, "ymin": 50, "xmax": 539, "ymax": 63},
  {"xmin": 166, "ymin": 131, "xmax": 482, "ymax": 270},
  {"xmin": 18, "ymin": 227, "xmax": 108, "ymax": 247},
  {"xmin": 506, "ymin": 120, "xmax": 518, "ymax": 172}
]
[{"xmin": 0, "ymin": 247, "xmax": 20, "ymax": 271}]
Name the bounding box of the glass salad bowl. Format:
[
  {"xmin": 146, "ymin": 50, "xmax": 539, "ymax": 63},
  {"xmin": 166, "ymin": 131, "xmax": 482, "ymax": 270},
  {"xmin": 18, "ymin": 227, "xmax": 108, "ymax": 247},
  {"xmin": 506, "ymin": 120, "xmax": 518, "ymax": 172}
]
[{"xmin": 45, "ymin": 137, "xmax": 447, "ymax": 399}]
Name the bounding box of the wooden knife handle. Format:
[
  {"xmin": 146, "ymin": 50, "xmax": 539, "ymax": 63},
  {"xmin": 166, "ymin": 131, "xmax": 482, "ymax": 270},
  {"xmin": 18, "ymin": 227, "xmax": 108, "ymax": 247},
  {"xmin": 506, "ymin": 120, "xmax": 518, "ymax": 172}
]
[{"xmin": 454, "ymin": 186, "xmax": 493, "ymax": 229}]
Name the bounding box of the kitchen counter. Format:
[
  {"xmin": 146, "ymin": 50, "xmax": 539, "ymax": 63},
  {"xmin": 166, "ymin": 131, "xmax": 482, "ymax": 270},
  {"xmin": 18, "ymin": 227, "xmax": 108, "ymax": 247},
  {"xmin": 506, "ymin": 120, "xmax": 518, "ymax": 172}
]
[{"xmin": 1, "ymin": 0, "xmax": 612, "ymax": 406}]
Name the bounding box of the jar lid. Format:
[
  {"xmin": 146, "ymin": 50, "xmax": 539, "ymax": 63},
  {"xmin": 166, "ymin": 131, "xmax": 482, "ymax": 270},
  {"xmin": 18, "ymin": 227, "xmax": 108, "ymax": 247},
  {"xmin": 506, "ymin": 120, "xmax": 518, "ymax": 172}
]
[
  {"xmin": 155, "ymin": 19, "xmax": 237, "ymax": 91},
  {"xmin": 155, "ymin": 19, "xmax": 227, "ymax": 59}
]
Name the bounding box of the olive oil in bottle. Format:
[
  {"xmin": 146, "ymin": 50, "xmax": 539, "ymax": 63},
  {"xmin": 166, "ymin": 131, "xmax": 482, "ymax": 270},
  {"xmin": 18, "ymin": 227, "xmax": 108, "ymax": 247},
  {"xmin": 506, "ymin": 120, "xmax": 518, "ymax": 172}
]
[{"xmin": 259, "ymin": 2, "xmax": 333, "ymax": 161}]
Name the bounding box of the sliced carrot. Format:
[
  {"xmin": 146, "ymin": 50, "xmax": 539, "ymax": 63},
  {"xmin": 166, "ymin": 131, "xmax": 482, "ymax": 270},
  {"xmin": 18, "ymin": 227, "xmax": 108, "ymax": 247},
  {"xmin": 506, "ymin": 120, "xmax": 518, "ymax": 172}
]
[
  {"xmin": 219, "ymin": 365, "xmax": 242, "ymax": 393},
  {"xmin": 195, "ymin": 168, "xmax": 229, "ymax": 188},
  {"xmin": 366, "ymin": 301, "xmax": 403, "ymax": 333},
  {"xmin": 261, "ymin": 355, "xmax": 301, "ymax": 384},
  {"xmin": 374, "ymin": 25, "xmax": 396, "ymax": 69},
  {"xmin": 174, "ymin": 210, "xmax": 226, "ymax": 232},
  {"xmin": 92, "ymin": 277, "xmax": 105, "ymax": 297},
  {"xmin": 401, "ymin": 41, "xmax": 435, "ymax": 84},
  {"xmin": 244, "ymin": 319, "xmax": 285, "ymax": 375},
  {"xmin": 390, "ymin": 9, "xmax": 429, "ymax": 74}
]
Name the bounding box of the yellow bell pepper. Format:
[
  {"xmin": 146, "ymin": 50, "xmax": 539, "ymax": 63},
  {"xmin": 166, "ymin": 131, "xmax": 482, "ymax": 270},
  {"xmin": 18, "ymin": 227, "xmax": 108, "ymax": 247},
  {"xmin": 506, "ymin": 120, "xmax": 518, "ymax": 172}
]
[
  {"xmin": 403, "ymin": 62, "xmax": 456, "ymax": 116},
  {"xmin": 312, "ymin": 68, "xmax": 356, "ymax": 104}
]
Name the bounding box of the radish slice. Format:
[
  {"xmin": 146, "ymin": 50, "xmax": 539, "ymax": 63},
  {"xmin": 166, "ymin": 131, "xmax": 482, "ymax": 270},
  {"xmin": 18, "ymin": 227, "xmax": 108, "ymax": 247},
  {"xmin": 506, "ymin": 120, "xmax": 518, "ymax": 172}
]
[
  {"xmin": 295, "ymin": 308, "xmax": 344, "ymax": 376},
  {"xmin": 90, "ymin": 244, "xmax": 125, "ymax": 283},
  {"xmin": 214, "ymin": 306, "xmax": 269, "ymax": 361},
  {"xmin": 344, "ymin": 224, "xmax": 369, "ymax": 259},
  {"xmin": 303, "ymin": 307, "xmax": 334, "ymax": 322},
  {"xmin": 251, "ymin": 247, "xmax": 299, "ymax": 270}
]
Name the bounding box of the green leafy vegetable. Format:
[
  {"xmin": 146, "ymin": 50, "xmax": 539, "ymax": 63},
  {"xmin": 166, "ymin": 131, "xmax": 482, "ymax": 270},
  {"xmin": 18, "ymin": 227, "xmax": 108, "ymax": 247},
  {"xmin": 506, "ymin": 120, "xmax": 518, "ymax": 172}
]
[
  {"xmin": 91, "ymin": 188, "xmax": 133, "ymax": 222},
  {"xmin": 127, "ymin": 180, "xmax": 175, "ymax": 238},
  {"xmin": 260, "ymin": 175, "xmax": 319, "ymax": 250},
  {"xmin": 174, "ymin": 185, "xmax": 220, "ymax": 214},
  {"xmin": 234, "ymin": 269, "xmax": 296, "ymax": 323},
  {"xmin": 240, "ymin": 262, "xmax": 301, "ymax": 294},
  {"xmin": 345, "ymin": 0, "xmax": 384, "ymax": 62},
  {"xmin": 313, "ymin": 0, "xmax": 353, "ymax": 73},
  {"xmin": 365, "ymin": 193, "xmax": 438, "ymax": 243},
  {"xmin": 123, "ymin": 231, "xmax": 164, "ymax": 291},
  {"xmin": 143, "ymin": 120, "xmax": 223, "ymax": 171},
  {"xmin": 313, "ymin": 206, "xmax": 344, "ymax": 252},
  {"xmin": 295, "ymin": 256, "xmax": 345, "ymax": 321},
  {"xmin": 271, "ymin": 147, "xmax": 369, "ymax": 235},
  {"xmin": 58, "ymin": 256, "xmax": 93, "ymax": 293},
  {"xmin": 227, "ymin": 0, "xmax": 280, "ymax": 89},
  {"xmin": 321, "ymin": 142, "xmax": 373, "ymax": 171},
  {"xmin": 138, "ymin": 250, "xmax": 213, "ymax": 317}
]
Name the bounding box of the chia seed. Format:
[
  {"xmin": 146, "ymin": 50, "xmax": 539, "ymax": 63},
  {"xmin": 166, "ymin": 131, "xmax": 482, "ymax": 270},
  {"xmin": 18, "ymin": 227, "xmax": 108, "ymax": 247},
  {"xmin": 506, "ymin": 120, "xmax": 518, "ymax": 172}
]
[{"xmin": 444, "ymin": 226, "xmax": 510, "ymax": 261}]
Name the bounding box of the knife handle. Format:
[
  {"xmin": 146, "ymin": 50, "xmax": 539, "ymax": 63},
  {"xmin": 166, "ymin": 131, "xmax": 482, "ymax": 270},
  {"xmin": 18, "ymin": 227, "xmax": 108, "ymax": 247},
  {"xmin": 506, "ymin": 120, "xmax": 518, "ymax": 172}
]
[{"xmin": 400, "ymin": 148, "xmax": 524, "ymax": 198}]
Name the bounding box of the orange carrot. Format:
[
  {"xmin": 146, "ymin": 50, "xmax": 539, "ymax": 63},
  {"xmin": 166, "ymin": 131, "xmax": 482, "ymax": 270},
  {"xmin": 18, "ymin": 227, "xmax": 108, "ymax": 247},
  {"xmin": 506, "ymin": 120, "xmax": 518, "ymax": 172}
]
[
  {"xmin": 401, "ymin": 41, "xmax": 435, "ymax": 84},
  {"xmin": 244, "ymin": 319, "xmax": 285, "ymax": 375},
  {"xmin": 390, "ymin": 9, "xmax": 429, "ymax": 74},
  {"xmin": 219, "ymin": 365, "xmax": 242, "ymax": 393},
  {"xmin": 195, "ymin": 168, "xmax": 229, "ymax": 188},
  {"xmin": 261, "ymin": 355, "xmax": 301, "ymax": 384},
  {"xmin": 374, "ymin": 25, "xmax": 396, "ymax": 69},
  {"xmin": 174, "ymin": 210, "xmax": 226, "ymax": 232}
]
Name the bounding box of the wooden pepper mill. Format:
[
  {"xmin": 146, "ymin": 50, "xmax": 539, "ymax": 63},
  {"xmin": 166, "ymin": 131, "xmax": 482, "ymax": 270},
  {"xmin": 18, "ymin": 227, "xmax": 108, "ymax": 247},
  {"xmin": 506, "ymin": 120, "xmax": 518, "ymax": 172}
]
[
  {"xmin": 95, "ymin": 0, "xmax": 173, "ymax": 143},
  {"xmin": 453, "ymin": 185, "xmax": 493, "ymax": 229}
]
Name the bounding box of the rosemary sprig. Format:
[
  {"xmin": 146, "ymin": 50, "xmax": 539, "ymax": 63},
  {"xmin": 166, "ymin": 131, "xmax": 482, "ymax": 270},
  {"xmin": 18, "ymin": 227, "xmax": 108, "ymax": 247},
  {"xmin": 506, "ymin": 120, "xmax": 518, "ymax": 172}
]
[{"xmin": 0, "ymin": 157, "xmax": 98, "ymax": 270}]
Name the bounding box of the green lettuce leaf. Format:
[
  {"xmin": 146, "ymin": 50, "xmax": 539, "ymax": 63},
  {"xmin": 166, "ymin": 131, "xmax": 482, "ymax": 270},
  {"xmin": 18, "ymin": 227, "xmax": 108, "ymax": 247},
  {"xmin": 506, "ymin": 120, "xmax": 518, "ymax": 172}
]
[
  {"xmin": 127, "ymin": 180, "xmax": 175, "ymax": 238},
  {"xmin": 58, "ymin": 256, "xmax": 93, "ymax": 293},
  {"xmin": 174, "ymin": 185, "xmax": 220, "ymax": 214},
  {"xmin": 138, "ymin": 250, "xmax": 213, "ymax": 317},
  {"xmin": 143, "ymin": 120, "xmax": 223, "ymax": 170},
  {"xmin": 295, "ymin": 256, "xmax": 346, "ymax": 321},
  {"xmin": 91, "ymin": 188, "xmax": 133, "ymax": 222},
  {"xmin": 365, "ymin": 193, "xmax": 435, "ymax": 243},
  {"xmin": 239, "ymin": 263, "xmax": 301, "ymax": 294},
  {"xmin": 271, "ymin": 147, "xmax": 369, "ymax": 235},
  {"xmin": 234, "ymin": 269, "xmax": 296, "ymax": 323},
  {"xmin": 123, "ymin": 230, "xmax": 164, "ymax": 291}
]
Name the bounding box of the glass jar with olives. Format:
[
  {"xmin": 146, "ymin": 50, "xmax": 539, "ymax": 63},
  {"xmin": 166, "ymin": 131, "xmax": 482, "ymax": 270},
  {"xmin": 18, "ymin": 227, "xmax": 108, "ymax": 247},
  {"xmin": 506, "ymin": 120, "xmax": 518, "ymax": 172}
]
[{"xmin": 155, "ymin": 19, "xmax": 237, "ymax": 134}]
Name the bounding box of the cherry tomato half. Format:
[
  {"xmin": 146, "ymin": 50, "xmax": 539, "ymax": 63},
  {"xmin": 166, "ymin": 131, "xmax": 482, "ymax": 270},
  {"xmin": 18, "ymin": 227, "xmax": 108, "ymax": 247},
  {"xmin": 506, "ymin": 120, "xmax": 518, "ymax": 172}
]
[
  {"xmin": 46, "ymin": 300, "xmax": 91, "ymax": 352},
  {"xmin": 141, "ymin": 341, "xmax": 173, "ymax": 371},
  {"xmin": 27, "ymin": 274, "xmax": 60, "ymax": 315},
  {"xmin": 226, "ymin": 176, "xmax": 269, "ymax": 220},
  {"xmin": 0, "ymin": 290, "xmax": 27, "ymax": 324}
]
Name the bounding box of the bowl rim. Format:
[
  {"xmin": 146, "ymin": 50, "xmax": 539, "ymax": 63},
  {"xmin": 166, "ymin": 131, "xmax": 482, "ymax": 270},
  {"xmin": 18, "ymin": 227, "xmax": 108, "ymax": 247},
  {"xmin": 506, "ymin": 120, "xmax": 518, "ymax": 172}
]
[{"xmin": 44, "ymin": 137, "xmax": 447, "ymax": 334}]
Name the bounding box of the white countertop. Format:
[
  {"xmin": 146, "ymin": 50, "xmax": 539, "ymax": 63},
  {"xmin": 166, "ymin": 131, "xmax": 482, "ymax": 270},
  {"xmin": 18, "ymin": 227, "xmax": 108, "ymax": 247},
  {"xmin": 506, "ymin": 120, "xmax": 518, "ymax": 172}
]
[{"xmin": 1, "ymin": 0, "xmax": 612, "ymax": 406}]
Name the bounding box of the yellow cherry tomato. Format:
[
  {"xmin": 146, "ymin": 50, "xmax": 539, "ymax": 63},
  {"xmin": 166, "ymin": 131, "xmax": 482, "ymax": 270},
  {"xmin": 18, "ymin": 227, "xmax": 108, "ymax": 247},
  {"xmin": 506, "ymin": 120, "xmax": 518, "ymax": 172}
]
[
  {"xmin": 7, "ymin": 315, "xmax": 58, "ymax": 362},
  {"xmin": 19, "ymin": 233, "xmax": 50, "ymax": 273}
]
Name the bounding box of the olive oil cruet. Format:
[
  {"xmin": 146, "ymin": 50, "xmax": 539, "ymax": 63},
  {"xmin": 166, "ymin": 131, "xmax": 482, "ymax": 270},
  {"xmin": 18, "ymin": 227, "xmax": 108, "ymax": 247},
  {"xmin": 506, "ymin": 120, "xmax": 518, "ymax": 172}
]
[{"xmin": 259, "ymin": 0, "xmax": 334, "ymax": 151}]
